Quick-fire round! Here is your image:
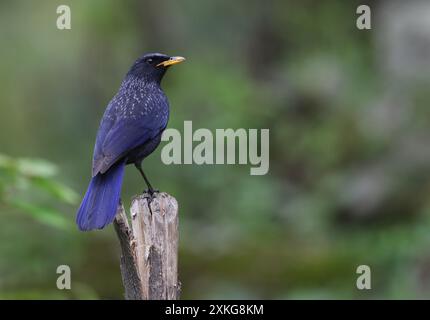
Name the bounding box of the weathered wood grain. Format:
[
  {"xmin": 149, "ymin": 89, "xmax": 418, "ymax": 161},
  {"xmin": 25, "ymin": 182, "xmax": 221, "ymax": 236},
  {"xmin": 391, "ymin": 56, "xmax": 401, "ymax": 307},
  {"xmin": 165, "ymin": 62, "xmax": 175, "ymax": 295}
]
[{"xmin": 113, "ymin": 192, "xmax": 180, "ymax": 300}]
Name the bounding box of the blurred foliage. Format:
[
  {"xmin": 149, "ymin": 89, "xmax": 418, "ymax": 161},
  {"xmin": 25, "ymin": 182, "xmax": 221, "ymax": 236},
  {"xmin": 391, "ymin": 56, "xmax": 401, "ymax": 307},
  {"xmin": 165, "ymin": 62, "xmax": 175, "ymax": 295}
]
[
  {"xmin": 0, "ymin": 154, "xmax": 77, "ymax": 229},
  {"xmin": 1, "ymin": 0, "xmax": 430, "ymax": 299},
  {"xmin": 0, "ymin": 154, "xmax": 99, "ymax": 299}
]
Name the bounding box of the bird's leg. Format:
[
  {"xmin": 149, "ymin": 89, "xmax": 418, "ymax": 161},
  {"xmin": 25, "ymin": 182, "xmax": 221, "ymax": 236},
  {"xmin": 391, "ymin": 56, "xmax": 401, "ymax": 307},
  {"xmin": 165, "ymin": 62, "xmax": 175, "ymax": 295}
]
[
  {"xmin": 134, "ymin": 162, "xmax": 158, "ymax": 195},
  {"xmin": 134, "ymin": 162, "xmax": 159, "ymax": 214}
]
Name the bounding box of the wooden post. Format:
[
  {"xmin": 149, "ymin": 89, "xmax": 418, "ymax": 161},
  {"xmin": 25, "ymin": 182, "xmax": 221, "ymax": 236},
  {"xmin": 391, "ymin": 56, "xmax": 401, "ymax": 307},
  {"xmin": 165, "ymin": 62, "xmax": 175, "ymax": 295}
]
[{"xmin": 113, "ymin": 192, "xmax": 180, "ymax": 300}]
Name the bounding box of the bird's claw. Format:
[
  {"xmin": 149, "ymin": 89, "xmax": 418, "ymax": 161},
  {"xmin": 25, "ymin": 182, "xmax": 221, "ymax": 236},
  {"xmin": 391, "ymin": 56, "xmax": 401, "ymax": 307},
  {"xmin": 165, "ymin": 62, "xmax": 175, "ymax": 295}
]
[
  {"xmin": 143, "ymin": 188, "xmax": 159, "ymax": 197},
  {"xmin": 143, "ymin": 188, "xmax": 158, "ymax": 214}
]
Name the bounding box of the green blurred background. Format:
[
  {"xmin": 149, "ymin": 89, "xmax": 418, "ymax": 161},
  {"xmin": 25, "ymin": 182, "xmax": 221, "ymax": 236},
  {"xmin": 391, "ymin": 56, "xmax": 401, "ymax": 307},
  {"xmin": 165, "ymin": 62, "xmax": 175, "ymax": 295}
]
[{"xmin": 1, "ymin": 0, "xmax": 430, "ymax": 299}]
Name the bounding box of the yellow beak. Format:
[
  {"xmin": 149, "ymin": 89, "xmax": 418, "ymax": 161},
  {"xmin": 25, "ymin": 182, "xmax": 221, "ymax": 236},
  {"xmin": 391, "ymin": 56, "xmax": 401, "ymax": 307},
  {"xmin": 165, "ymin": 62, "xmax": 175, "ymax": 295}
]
[{"xmin": 156, "ymin": 56, "xmax": 186, "ymax": 67}]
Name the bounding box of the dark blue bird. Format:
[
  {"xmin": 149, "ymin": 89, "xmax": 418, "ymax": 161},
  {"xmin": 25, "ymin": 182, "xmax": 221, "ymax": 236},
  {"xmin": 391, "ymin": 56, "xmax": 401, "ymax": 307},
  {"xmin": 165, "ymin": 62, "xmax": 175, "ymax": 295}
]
[{"xmin": 76, "ymin": 53, "xmax": 185, "ymax": 231}]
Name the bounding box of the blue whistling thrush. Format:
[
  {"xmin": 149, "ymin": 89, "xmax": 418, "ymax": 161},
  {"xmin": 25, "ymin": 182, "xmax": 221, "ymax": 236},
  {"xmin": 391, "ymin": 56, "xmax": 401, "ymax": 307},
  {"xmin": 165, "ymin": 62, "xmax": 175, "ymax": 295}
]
[{"xmin": 76, "ymin": 53, "xmax": 185, "ymax": 231}]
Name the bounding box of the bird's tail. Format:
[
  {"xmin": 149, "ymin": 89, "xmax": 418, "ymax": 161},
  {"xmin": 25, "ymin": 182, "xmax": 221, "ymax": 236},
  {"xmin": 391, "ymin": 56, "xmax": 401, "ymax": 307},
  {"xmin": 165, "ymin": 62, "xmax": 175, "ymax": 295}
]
[{"xmin": 76, "ymin": 160, "xmax": 126, "ymax": 231}]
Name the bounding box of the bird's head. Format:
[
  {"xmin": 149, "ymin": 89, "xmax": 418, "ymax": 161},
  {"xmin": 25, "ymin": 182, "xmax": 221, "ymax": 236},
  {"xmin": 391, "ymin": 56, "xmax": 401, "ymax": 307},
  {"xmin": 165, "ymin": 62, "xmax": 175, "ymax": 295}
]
[{"xmin": 127, "ymin": 53, "xmax": 185, "ymax": 83}]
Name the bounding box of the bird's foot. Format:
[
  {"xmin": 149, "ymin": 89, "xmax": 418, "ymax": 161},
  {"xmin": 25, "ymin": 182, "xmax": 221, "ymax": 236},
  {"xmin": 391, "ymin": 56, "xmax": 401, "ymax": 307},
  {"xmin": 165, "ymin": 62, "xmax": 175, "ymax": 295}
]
[
  {"xmin": 143, "ymin": 188, "xmax": 159, "ymax": 197},
  {"xmin": 143, "ymin": 188, "xmax": 159, "ymax": 214}
]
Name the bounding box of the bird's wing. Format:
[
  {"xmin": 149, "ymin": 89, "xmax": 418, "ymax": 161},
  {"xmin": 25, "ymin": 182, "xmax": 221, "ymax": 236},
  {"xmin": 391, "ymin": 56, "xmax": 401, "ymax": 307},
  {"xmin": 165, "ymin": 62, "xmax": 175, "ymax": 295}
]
[{"xmin": 92, "ymin": 107, "xmax": 167, "ymax": 177}]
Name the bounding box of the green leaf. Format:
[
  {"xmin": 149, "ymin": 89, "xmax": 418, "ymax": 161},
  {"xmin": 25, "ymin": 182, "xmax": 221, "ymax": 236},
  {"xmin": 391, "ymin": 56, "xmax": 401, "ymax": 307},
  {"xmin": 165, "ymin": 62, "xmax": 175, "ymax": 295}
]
[
  {"xmin": 0, "ymin": 154, "xmax": 13, "ymax": 169},
  {"xmin": 30, "ymin": 177, "xmax": 79, "ymax": 205},
  {"xmin": 8, "ymin": 198, "xmax": 71, "ymax": 230},
  {"xmin": 15, "ymin": 158, "xmax": 58, "ymax": 178}
]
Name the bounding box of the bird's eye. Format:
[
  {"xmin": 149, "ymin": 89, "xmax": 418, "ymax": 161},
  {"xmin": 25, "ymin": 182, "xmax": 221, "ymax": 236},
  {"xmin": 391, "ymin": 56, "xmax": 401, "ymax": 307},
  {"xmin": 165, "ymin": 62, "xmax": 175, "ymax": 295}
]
[{"xmin": 147, "ymin": 58, "xmax": 153, "ymax": 64}]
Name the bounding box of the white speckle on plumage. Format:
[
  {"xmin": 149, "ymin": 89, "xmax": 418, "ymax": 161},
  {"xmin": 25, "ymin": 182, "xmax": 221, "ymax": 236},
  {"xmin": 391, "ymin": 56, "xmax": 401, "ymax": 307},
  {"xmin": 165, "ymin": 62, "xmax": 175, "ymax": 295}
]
[{"xmin": 101, "ymin": 74, "xmax": 169, "ymax": 127}]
